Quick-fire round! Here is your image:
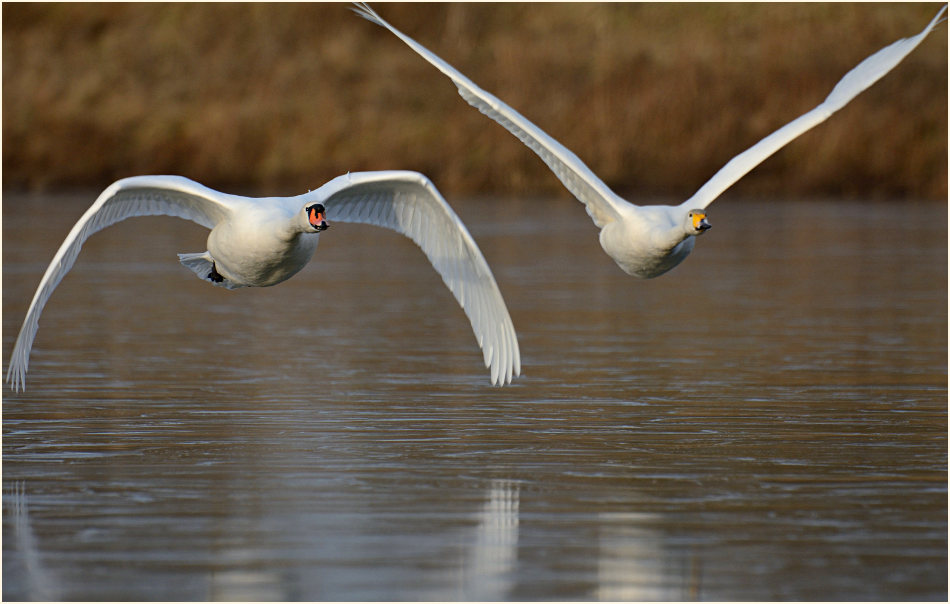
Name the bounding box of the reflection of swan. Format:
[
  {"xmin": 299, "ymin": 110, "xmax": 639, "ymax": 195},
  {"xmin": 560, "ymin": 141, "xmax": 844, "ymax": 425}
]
[
  {"xmin": 596, "ymin": 511, "xmax": 700, "ymax": 601},
  {"xmin": 459, "ymin": 479, "xmax": 519, "ymax": 600},
  {"xmin": 6, "ymin": 171, "xmax": 520, "ymax": 391},
  {"xmin": 5, "ymin": 482, "xmax": 61, "ymax": 601},
  {"xmin": 209, "ymin": 553, "xmax": 287, "ymax": 601},
  {"xmin": 354, "ymin": 3, "xmax": 946, "ymax": 278}
]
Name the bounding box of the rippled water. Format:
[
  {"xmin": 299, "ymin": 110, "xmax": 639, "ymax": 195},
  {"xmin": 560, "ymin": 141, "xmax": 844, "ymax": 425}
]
[{"xmin": 3, "ymin": 192, "xmax": 947, "ymax": 600}]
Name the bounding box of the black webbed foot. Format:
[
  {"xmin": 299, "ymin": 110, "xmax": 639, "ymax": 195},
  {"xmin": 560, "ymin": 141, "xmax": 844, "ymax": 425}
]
[{"xmin": 208, "ymin": 262, "xmax": 224, "ymax": 283}]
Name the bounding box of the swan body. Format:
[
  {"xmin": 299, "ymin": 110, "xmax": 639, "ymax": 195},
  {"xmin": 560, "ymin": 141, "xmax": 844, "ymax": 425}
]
[
  {"xmin": 353, "ymin": 3, "xmax": 947, "ymax": 278},
  {"xmin": 202, "ymin": 197, "xmax": 322, "ymax": 288},
  {"xmin": 6, "ymin": 171, "xmax": 520, "ymax": 391},
  {"xmin": 599, "ymin": 204, "xmax": 706, "ymax": 278}
]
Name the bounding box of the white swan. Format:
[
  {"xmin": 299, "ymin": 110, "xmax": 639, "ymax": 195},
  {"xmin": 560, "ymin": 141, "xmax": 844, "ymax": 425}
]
[
  {"xmin": 6, "ymin": 171, "xmax": 520, "ymax": 391},
  {"xmin": 353, "ymin": 3, "xmax": 947, "ymax": 278}
]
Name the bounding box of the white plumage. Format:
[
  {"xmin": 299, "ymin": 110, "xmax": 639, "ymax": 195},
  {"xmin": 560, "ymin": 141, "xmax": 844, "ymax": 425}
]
[
  {"xmin": 353, "ymin": 3, "xmax": 946, "ymax": 278},
  {"xmin": 6, "ymin": 171, "xmax": 520, "ymax": 391}
]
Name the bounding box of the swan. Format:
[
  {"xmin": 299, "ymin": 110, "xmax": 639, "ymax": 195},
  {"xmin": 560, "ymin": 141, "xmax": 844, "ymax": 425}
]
[
  {"xmin": 6, "ymin": 171, "xmax": 520, "ymax": 391},
  {"xmin": 353, "ymin": 3, "xmax": 947, "ymax": 278}
]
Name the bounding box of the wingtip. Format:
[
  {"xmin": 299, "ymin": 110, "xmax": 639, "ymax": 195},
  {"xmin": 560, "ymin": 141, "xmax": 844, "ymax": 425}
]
[
  {"xmin": 488, "ymin": 354, "xmax": 521, "ymax": 387},
  {"xmin": 6, "ymin": 353, "xmax": 27, "ymax": 392},
  {"xmin": 936, "ymin": 4, "xmax": 948, "ymax": 24},
  {"xmin": 6, "ymin": 371, "xmax": 25, "ymax": 393},
  {"xmin": 349, "ymin": 2, "xmax": 381, "ymax": 24}
]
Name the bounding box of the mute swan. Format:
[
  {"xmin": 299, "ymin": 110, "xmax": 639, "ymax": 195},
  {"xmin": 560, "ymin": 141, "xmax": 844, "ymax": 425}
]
[
  {"xmin": 353, "ymin": 3, "xmax": 946, "ymax": 278},
  {"xmin": 6, "ymin": 171, "xmax": 520, "ymax": 391}
]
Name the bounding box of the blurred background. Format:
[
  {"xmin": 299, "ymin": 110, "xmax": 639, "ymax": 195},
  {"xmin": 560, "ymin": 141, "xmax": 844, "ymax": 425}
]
[
  {"xmin": 3, "ymin": 2, "xmax": 947, "ymax": 200},
  {"xmin": 3, "ymin": 7, "xmax": 947, "ymax": 600}
]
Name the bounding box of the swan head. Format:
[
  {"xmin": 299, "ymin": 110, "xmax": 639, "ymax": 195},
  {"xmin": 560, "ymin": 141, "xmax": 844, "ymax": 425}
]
[
  {"xmin": 304, "ymin": 203, "xmax": 329, "ymax": 233},
  {"xmin": 686, "ymin": 209, "xmax": 711, "ymax": 236}
]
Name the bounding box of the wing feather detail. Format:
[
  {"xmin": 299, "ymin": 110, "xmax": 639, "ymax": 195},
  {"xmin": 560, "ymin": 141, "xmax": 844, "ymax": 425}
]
[
  {"xmin": 319, "ymin": 170, "xmax": 521, "ymax": 385},
  {"xmin": 6, "ymin": 175, "xmax": 237, "ymax": 391},
  {"xmin": 682, "ymin": 5, "xmax": 947, "ymax": 210},
  {"xmin": 352, "ymin": 2, "xmax": 626, "ymax": 230}
]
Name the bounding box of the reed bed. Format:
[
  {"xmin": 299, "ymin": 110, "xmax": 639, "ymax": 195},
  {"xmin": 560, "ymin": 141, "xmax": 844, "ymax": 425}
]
[{"xmin": 3, "ymin": 3, "xmax": 946, "ymax": 200}]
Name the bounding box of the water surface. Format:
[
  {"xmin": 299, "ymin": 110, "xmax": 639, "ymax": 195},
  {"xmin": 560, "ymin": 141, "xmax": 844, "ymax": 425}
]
[{"xmin": 3, "ymin": 193, "xmax": 947, "ymax": 600}]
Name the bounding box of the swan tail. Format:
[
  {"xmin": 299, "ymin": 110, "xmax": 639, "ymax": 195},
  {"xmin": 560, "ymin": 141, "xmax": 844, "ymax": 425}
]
[{"xmin": 177, "ymin": 252, "xmax": 242, "ymax": 290}]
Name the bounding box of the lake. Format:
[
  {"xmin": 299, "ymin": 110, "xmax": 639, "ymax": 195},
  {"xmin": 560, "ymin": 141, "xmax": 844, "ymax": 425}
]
[{"xmin": 3, "ymin": 191, "xmax": 947, "ymax": 600}]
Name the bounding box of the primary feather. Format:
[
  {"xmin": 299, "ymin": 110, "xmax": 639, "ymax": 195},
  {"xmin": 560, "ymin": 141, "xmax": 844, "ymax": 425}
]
[
  {"xmin": 7, "ymin": 171, "xmax": 520, "ymax": 391},
  {"xmin": 353, "ymin": 3, "xmax": 946, "ymax": 278}
]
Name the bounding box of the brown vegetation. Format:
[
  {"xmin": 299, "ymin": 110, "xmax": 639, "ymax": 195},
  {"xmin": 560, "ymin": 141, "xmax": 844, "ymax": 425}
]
[{"xmin": 3, "ymin": 3, "xmax": 947, "ymax": 200}]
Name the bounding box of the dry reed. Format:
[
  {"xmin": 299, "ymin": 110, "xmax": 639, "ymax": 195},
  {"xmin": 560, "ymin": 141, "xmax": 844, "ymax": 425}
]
[{"xmin": 2, "ymin": 3, "xmax": 946, "ymax": 200}]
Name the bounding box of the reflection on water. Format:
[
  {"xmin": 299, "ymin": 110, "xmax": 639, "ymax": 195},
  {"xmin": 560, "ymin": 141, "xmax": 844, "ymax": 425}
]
[
  {"xmin": 595, "ymin": 511, "xmax": 690, "ymax": 601},
  {"xmin": 2, "ymin": 193, "xmax": 947, "ymax": 600},
  {"xmin": 5, "ymin": 483, "xmax": 61, "ymax": 601},
  {"xmin": 461, "ymin": 479, "xmax": 519, "ymax": 600}
]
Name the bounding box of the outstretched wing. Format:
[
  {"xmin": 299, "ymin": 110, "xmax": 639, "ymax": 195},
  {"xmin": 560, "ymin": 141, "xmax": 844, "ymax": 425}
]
[
  {"xmin": 6, "ymin": 175, "xmax": 239, "ymax": 391},
  {"xmin": 352, "ymin": 2, "xmax": 627, "ymax": 230},
  {"xmin": 682, "ymin": 5, "xmax": 947, "ymax": 210},
  {"xmin": 316, "ymin": 170, "xmax": 520, "ymax": 386}
]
